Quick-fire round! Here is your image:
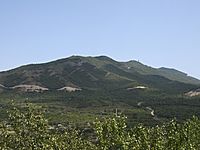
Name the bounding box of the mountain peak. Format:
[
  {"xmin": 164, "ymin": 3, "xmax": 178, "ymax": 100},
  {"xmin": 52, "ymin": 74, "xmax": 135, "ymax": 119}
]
[{"xmin": 95, "ymin": 55, "xmax": 115, "ymax": 61}]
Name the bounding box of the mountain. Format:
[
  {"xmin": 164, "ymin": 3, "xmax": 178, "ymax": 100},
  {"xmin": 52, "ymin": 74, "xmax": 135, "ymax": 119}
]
[
  {"xmin": 0, "ymin": 55, "xmax": 199, "ymax": 93},
  {"xmin": 0, "ymin": 55, "xmax": 200, "ymax": 125}
]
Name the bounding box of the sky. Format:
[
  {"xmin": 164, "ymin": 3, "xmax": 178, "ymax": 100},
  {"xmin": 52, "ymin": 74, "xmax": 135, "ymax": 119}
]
[{"xmin": 0, "ymin": 0, "xmax": 200, "ymax": 79}]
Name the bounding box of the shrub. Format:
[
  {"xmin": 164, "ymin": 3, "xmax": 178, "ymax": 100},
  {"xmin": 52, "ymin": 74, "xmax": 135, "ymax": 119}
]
[{"xmin": 0, "ymin": 103, "xmax": 199, "ymax": 149}]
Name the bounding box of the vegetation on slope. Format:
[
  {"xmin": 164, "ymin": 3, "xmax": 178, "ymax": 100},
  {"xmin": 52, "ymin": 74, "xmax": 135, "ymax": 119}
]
[
  {"xmin": 122, "ymin": 60, "xmax": 200, "ymax": 85},
  {"xmin": 0, "ymin": 103, "xmax": 200, "ymax": 149},
  {"xmin": 0, "ymin": 56, "xmax": 199, "ymax": 91}
]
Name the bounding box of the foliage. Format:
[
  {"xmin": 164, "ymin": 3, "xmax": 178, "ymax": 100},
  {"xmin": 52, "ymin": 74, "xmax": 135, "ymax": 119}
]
[
  {"xmin": 94, "ymin": 115, "xmax": 131, "ymax": 150},
  {"xmin": 94, "ymin": 116, "xmax": 200, "ymax": 150},
  {"xmin": 0, "ymin": 103, "xmax": 200, "ymax": 149},
  {"xmin": 0, "ymin": 103, "xmax": 94, "ymax": 150}
]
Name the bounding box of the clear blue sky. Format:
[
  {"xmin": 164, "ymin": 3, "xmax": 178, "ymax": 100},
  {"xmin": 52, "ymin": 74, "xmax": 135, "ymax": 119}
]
[{"xmin": 0, "ymin": 0, "xmax": 200, "ymax": 79}]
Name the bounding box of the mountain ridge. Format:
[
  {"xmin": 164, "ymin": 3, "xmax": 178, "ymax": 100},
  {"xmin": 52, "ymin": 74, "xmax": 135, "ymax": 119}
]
[{"xmin": 0, "ymin": 56, "xmax": 199, "ymax": 93}]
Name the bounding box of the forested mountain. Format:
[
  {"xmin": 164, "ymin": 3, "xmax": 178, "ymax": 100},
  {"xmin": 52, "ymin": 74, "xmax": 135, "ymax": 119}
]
[
  {"xmin": 0, "ymin": 56, "xmax": 200, "ymax": 125},
  {"xmin": 0, "ymin": 55, "xmax": 198, "ymax": 92}
]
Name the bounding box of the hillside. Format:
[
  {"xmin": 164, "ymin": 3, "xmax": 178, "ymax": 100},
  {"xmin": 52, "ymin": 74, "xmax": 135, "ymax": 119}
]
[
  {"xmin": 0, "ymin": 55, "xmax": 198, "ymax": 93},
  {"xmin": 0, "ymin": 56, "xmax": 200, "ymax": 125},
  {"xmin": 121, "ymin": 60, "xmax": 200, "ymax": 85}
]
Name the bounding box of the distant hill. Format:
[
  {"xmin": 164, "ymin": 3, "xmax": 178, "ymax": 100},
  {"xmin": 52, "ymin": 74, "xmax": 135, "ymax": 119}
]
[{"xmin": 0, "ymin": 55, "xmax": 198, "ymax": 94}]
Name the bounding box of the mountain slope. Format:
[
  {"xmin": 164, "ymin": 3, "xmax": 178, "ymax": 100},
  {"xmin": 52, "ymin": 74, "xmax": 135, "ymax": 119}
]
[
  {"xmin": 121, "ymin": 60, "xmax": 200, "ymax": 85},
  {"xmin": 0, "ymin": 56, "xmax": 130, "ymax": 90},
  {"xmin": 0, "ymin": 56, "xmax": 198, "ymax": 94},
  {"xmin": 158, "ymin": 67, "xmax": 200, "ymax": 84},
  {"xmin": 0, "ymin": 55, "xmax": 200, "ymax": 125}
]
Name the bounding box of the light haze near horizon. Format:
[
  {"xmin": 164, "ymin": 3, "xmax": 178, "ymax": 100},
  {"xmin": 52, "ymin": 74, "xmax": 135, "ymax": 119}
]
[{"xmin": 0, "ymin": 0, "xmax": 200, "ymax": 79}]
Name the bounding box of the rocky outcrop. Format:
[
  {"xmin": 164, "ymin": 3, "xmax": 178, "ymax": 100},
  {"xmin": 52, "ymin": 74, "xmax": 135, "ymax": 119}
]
[
  {"xmin": 57, "ymin": 86, "xmax": 82, "ymax": 92},
  {"xmin": 11, "ymin": 84, "xmax": 49, "ymax": 92},
  {"xmin": 127, "ymin": 86, "xmax": 148, "ymax": 91},
  {"xmin": 185, "ymin": 89, "xmax": 200, "ymax": 97}
]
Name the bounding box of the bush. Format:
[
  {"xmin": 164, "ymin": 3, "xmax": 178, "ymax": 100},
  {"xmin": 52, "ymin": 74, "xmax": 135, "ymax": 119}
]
[
  {"xmin": 0, "ymin": 103, "xmax": 199, "ymax": 149},
  {"xmin": 0, "ymin": 103, "xmax": 95, "ymax": 150}
]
